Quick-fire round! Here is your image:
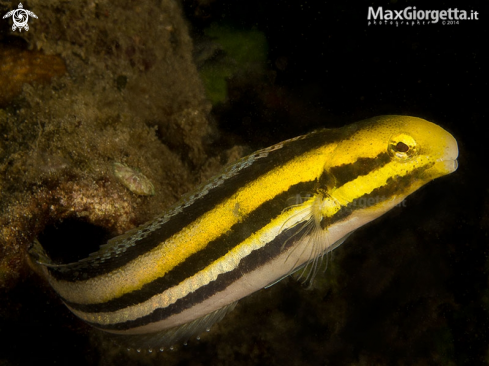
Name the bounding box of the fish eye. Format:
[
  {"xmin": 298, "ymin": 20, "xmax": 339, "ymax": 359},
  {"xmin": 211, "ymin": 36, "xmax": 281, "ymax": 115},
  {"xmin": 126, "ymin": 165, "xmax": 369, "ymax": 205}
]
[
  {"xmin": 388, "ymin": 133, "xmax": 418, "ymax": 160},
  {"xmin": 395, "ymin": 141, "xmax": 409, "ymax": 153}
]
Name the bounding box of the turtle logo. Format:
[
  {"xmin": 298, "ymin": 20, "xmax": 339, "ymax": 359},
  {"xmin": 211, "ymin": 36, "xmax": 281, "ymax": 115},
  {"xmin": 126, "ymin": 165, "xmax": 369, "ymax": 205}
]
[{"xmin": 3, "ymin": 3, "xmax": 38, "ymax": 32}]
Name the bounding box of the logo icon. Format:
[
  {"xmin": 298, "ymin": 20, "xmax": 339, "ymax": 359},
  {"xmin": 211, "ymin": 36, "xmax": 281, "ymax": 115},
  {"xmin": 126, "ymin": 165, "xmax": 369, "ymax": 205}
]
[{"xmin": 3, "ymin": 3, "xmax": 38, "ymax": 32}]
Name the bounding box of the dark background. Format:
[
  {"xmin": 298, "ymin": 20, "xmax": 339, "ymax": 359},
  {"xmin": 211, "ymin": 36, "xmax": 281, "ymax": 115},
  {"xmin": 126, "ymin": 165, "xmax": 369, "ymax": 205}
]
[
  {"xmin": 185, "ymin": 0, "xmax": 488, "ymax": 364},
  {"xmin": 1, "ymin": 0, "xmax": 487, "ymax": 365}
]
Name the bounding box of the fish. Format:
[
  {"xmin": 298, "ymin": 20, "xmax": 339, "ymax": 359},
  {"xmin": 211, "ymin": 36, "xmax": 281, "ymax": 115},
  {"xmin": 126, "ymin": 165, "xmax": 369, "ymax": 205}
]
[{"xmin": 29, "ymin": 115, "xmax": 458, "ymax": 351}]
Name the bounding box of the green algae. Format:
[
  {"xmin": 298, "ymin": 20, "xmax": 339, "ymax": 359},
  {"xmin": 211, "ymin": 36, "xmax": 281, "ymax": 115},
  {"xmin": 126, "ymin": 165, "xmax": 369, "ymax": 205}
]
[{"xmin": 199, "ymin": 24, "xmax": 268, "ymax": 104}]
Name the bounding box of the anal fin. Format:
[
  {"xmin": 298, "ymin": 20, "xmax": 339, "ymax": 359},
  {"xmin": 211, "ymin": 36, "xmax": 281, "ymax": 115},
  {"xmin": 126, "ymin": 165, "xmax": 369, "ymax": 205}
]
[{"xmin": 105, "ymin": 302, "xmax": 238, "ymax": 352}]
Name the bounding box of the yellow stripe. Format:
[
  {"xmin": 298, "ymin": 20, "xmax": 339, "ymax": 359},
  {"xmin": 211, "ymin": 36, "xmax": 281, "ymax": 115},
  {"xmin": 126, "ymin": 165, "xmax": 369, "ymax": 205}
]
[
  {"xmin": 321, "ymin": 156, "xmax": 431, "ymax": 217},
  {"xmin": 336, "ymin": 158, "xmax": 427, "ymax": 202},
  {"xmin": 35, "ymin": 115, "xmax": 459, "ymax": 336},
  {"xmin": 68, "ymin": 200, "xmax": 315, "ymax": 326},
  {"xmin": 47, "ymin": 142, "xmax": 338, "ymax": 305}
]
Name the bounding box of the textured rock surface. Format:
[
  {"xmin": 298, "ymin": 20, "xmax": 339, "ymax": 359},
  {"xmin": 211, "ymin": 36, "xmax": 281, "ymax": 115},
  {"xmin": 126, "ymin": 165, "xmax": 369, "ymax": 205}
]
[
  {"xmin": 0, "ymin": 45, "xmax": 67, "ymax": 106},
  {"xmin": 0, "ymin": 0, "xmax": 228, "ymax": 289},
  {"xmin": 0, "ymin": 1, "xmax": 485, "ymax": 365}
]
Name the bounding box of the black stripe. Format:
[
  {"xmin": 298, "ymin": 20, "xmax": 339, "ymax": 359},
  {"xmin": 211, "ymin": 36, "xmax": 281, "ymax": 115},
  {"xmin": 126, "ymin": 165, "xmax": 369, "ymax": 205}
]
[
  {"xmin": 324, "ymin": 163, "xmax": 434, "ymax": 227},
  {"xmin": 48, "ymin": 129, "xmax": 343, "ymax": 282},
  {"xmin": 92, "ymin": 164, "xmax": 434, "ymax": 331},
  {"xmin": 326, "ymin": 152, "xmax": 391, "ymax": 188},
  {"xmin": 64, "ymin": 180, "xmax": 318, "ymax": 313},
  {"xmin": 89, "ymin": 217, "xmax": 310, "ymax": 331}
]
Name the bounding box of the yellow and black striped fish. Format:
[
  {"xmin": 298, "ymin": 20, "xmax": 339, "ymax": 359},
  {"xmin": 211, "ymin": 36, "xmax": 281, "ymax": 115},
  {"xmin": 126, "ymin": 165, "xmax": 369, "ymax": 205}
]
[{"xmin": 29, "ymin": 115, "xmax": 458, "ymax": 350}]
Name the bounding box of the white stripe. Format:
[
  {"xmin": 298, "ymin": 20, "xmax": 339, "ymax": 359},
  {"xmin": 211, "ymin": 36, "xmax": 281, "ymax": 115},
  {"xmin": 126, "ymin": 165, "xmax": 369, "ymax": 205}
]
[
  {"xmin": 76, "ymin": 197, "xmax": 403, "ymax": 334},
  {"xmin": 68, "ymin": 201, "xmax": 314, "ymax": 327}
]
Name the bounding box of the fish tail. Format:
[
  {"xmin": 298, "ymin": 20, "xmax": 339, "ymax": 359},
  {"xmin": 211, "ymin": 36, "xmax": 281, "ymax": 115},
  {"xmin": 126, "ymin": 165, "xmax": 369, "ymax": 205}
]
[{"xmin": 28, "ymin": 239, "xmax": 54, "ymax": 266}]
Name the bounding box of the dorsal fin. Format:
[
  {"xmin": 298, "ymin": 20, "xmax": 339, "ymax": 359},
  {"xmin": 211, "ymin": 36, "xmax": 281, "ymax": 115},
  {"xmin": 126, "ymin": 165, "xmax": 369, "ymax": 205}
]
[
  {"xmin": 28, "ymin": 239, "xmax": 69, "ymax": 268},
  {"xmin": 105, "ymin": 302, "xmax": 238, "ymax": 352}
]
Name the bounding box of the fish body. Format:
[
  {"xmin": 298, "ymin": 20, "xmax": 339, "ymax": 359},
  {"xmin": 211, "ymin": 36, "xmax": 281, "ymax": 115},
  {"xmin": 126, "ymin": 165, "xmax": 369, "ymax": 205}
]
[{"xmin": 30, "ymin": 115, "xmax": 458, "ymax": 349}]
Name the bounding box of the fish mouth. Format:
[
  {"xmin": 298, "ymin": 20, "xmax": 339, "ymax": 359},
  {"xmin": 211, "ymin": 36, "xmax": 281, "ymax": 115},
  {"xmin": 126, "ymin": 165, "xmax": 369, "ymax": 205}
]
[
  {"xmin": 442, "ymin": 133, "xmax": 459, "ymax": 173},
  {"xmin": 443, "ymin": 159, "xmax": 458, "ymax": 173}
]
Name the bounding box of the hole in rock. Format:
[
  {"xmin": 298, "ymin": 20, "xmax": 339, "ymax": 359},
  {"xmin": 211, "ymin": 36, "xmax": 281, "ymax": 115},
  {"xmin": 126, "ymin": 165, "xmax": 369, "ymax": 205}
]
[{"xmin": 38, "ymin": 218, "xmax": 112, "ymax": 264}]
